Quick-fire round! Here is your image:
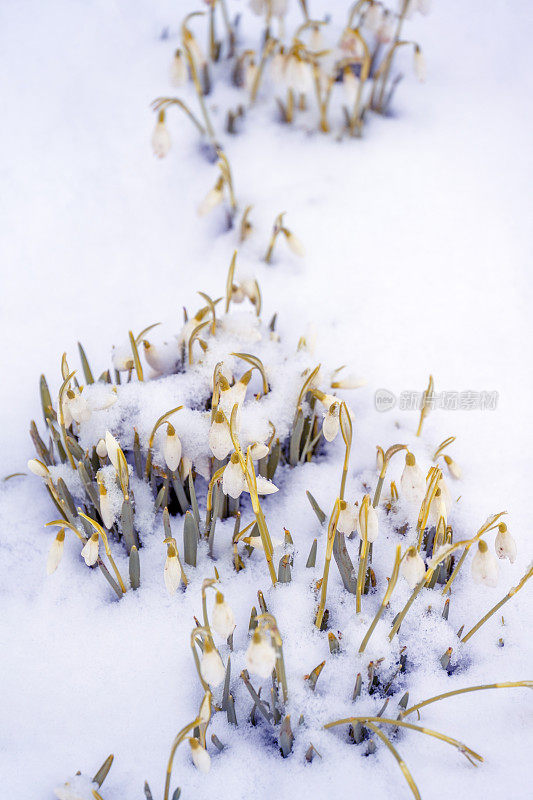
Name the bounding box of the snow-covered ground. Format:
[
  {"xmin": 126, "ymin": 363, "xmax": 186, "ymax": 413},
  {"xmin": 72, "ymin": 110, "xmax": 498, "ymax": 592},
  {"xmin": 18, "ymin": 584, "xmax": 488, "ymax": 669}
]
[{"xmin": 1, "ymin": 1, "xmax": 532, "ymax": 798}]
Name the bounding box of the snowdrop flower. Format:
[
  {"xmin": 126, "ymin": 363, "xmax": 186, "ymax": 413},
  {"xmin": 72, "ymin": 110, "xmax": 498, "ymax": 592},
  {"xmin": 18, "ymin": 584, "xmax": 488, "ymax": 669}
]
[
  {"xmin": 437, "ymin": 477, "xmax": 452, "ymax": 514},
  {"xmin": 309, "ymin": 24, "xmax": 324, "ymax": 52},
  {"xmin": 331, "ymin": 373, "xmax": 367, "ymax": 390},
  {"xmin": 377, "ymin": 19, "xmax": 394, "ymax": 43},
  {"xmin": 443, "ymin": 455, "xmax": 462, "ymax": 480},
  {"xmin": 271, "ymin": 49, "xmax": 286, "ymax": 86},
  {"xmin": 143, "ymin": 341, "xmax": 166, "ymax": 373},
  {"xmin": 323, "ymin": 402, "xmax": 340, "ymax": 442},
  {"xmin": 200, "ymin": 640, "xmax": 225, "ymax": 686},
  {"xmin": 47, "ymin": 529, "xmax": 65, "ymax": 575},
  {"xmin": 180, "ymin": 456, "xmax": 193, "ymax": 481},
  {"xmin": 211, "ymin": 591, "xmax": 235, "ymax": 639},
  {"xmin": 401, "ymin": 546, "xmax": 426, "ymax": 588},
  {"xmin": 337, "ymin": 500, "xmax": 358, "ymax": 535},
  {"xmin": 163, "ymin": 424, "xmax": 182, "ymax": 472},
  {"xmin": 413, "ymin": 46, "xmax": 426, "ymax": 82},
  {"xmin": 400, "ymin": 452, "xmax": 425, "ymax": 505},
  {"xmin": 359, "ymin": 499, "xmax": 379, "ymax": 542},
  {"xmin": 429, "ymin": 487, "xmax": 447, "ymax": 526},
  {"xmin": 222, "ymin": 453, "xmax": 246, "ymax": 499},
  {"xmin": 244, "ymin": 535, "xmax": 283, "ymax": 550},
  {"xmin": 54, "ymin": 775, "xmax": 98, "ymax": 800},
  {"xmin": 152, "ymin": 111, "xmax": 171, "ymax": 158},
  {"xmin": 105, "ymin": 431, "xmax": 120, "ymax": 471},
  {"xmin": 365, "ymin": 3, "xmax": 383, "ymax": 31},
  {"xmin": 495, "ymin": 523, "xmax": 517, "ymax": 564},
  {"xmin": 339, "ymin": 29, "xmax": 365, "ymax": 61},
  {"xmin": 471, "ymin": 540, "xmax": 498, "ymax": 587},
  {"xmin": 164, "ymin": 544, "xmax": 181, "ymax": 594},
  {"xmin": 96, "ymin": 438, "xmax": 107, "ymax": 459},
  {"xmin": 68, "ymin": 391, "xmax": 90, "ymax": 424},
  {"xmin": 198, "ymin": 178, "xmax": 224, "ymax": 217},
  {"xmin": 98, "ymin": 482, "xmax": 114, "ymax": 530},
  {"xmin": 245, "ymin": 630, "xmax": 276, "ymax": 678},
  {"xmin": 253, "ymin": 476, "xmax": 279, "ymax": 495},
  {"xmin": 209, "ymin": 411, "xmax": 233, "ymax": 460},
  {"xmin": 249, "ymin": 441, "xmax": 269, "ymax": 460},
  {"xmin": 342, "ymin": 68, "xmax": 359, "ymax": 106},
  {"xmin": 285, "ymin": 230, "xmax": 305, "ymax": 257},
  {"xmin": 170, "ymin": 48, "xmax": 187, "ymax": 86},
  {"xmin": 316, "ymin": 392, "xmax": 338, "ymax": 410},
  {"xmin": 285, "ymin": 54, "xmax": 313, "ymax": 94},
  {"xmin": 81, "ymin": 532, "xmax": 99, "ymax": 566},
  {"xmin": 111, "ymin": 343, "xmax": 133, "ymax": 372},
  {"xmin": 245, "ymin": 60, "xmax": 258, "ymax": 94},
  {"xmin": 27, "ymin": 458, "xmax": 50, "ymax": 479},
  {"xmin": 189, "ymin": 738, "xmax": 211, "ymax": 773}
]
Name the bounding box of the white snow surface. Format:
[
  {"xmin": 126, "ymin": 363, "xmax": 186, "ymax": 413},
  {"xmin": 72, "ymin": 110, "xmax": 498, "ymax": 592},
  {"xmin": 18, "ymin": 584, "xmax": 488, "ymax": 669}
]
[{"xmin": 1, "ymin": 1, "xmax": 532, "ymax": 799}]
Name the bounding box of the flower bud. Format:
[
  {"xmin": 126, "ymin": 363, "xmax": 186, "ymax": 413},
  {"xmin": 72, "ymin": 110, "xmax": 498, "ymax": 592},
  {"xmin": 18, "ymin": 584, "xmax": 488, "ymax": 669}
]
[
  {"xmin": 163, "ymin": 424, "xmax": 182, "ymax": 472},
  {"xmin": 377, "ymin": 20, "xmax": 393, "ymax": 44},
  {"xmin": 249, "ymin": 442, "xmax": 270, "ymax": 461},
  {"xmin": 170, "ymin": 49, "xmax": 187, "ymax": 87},
  {"xmin": 444, "ymin": 455, "xmax": 462, "ymax": 480},
  {"xmin": 400, "ymin": 452, "xmax": 425, "ymax": 505},
  {"xmin": 98, "ymin": 483, "xmax": 114, "ymax": 530},
  {"xmin": 211, "ymin": 591, "xmax": 235, "ymax": 639},
  {"xmin": 309, "ymin": 24, "xmax": 324, "ymax": 52},
  {"xmin": 111, "ymin": 344, "xmax": 133, "ymax": 372},
  {"xmin": 401, "ymin": 546, "xmax": 426, "ymax": 588},
  {"xmin": 366, "ymin": 3, "xmax": 383, "ymax": 31},
  {"xmin": 152, "ymin": 111, "xmax": 171, "ymax": 158},
  {"xmin": 245, "ymin": 630, "xmax": 276, "ymax": 678},
  {"xmin": 322, "ymin": 402, "xmax": 340, "ymax": 442},
  {"xmin": 429, "ymin": 487, "xmax": 447, "ymax": 526},
  {"xmin": 494, "ymin": 523, "xmax": 516, "ymax": 564},
  {"xmin": 180, "ymin": 456, "xmax": 193, "ymax": 481},
  {"xmin": 200, "ymin": 640, "xmax": 226, "ymax": 686},
  {"xmin": 337, "ymin": 500, "xmax": 358, "ymax": 535},
  {"xmin": 164, "ymin": 544, "xmax": 181, "ymax": 594},
  {"xmin": 47, "ymin": 529, "xmax": 65, "ymax": 575},
  {"xmin": 54, "ymin": 775, "xmax": 99, "ymax": 800},
  {"xmin": 222, "ymin": 453, "xmax": 245, "ymax": 499},
  {"xmin": 471, "ymin": 540, "xmax": 498, "ymax": 587},
  {"xmin": 198, "ymin": 178, "xmax": 224, "ymax": 216},
  {"xmin": 414, "ymin": 46, "xmax": 426, "ymax": 82},
  {"xmin": 285, "ymin": 54, "xmax": 313, "ymax": 94},
  {"xmin": 245, "ymin": 60, "xmax": 258, "ymax": 94},
  {"xmin": 253, "ymin": 476, "xmax": 279, "ymax": 495},
  {"xmin": 343, "ymin": 67, "xmax": 360, "ymax": 105},
  {"xmin": 27, "ymin": 458, "xmax": 50, "ymax": 479},
  {"xmin": 189, "ymin": 738, "xmax": 211, "ymax": 773},
  {"xmin": 285, "ymin": 230, "xmax": 305, "ymax": 257},
  {"xmin": 209, "ymin": 411, "xmax": 233, "ymax": 460},
  {"xmin": 68, "ymin": 392, "xmax": 90, "ymax": 424},
  {"xmin": 270, "ymin": 50, "xmax": 286, "ymax": 85},
  {"xmin": 96, "ymin": 439, "xmax": 107, "ymax": 459},
  {"xmin": 81, "ymin": 532, "xmax": 99, "ymax": 566},
  {"xmin": 359, "ymin": 497, "xmax": 378, "ymax": 542},
  {"xmin": 105, "ymin": 431, "xmax": 120, "ymax": 471}
]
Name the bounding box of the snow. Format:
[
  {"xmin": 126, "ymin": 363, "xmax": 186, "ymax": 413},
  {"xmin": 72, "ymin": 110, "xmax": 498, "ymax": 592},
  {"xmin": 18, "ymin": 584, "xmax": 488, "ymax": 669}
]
[{"xmin": 1, "ymin": 1, "xmax": 533, "ymax": 799}]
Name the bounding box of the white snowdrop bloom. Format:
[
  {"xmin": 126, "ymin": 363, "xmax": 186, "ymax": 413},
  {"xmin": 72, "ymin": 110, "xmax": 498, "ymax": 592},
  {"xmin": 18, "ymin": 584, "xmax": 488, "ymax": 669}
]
[
  {"xmin": 285, "ymin": 231, "xmax": 305, "ymax": 257},
  {"xmin": 471, "ymin": 540, "xmax": 498, "ymax": 587},
  {"xmin": 152, "ymin": 115, "xmax": 171, "ymax": 159},
  {"xmin": 209, "ymin": 411, "xmax": 233, "ymax": 460},
  {"xmin": 245, "ymin": 61, "xmax": 259, "ymax": 94},
  {"xmin": 230, "ymin": 284, "xmax": 245, "ymax": 303},
  {"xmin": 54, "ymin": 774, "xmax": 98, "ymax": 800},
  {"xmin": 246, "ymin": 630, "xmax": 277, "ymax": 678},
  {"xmin": 99, "ymin": 486, "xmax": 114, "ymax": 530},
  {"xmin": 198, "ymin": 692, "xmax": 212, "ymax": 725},
  {"xmin": 249, "ymin": 442, "xmax": 269, "ymax": 460},
  {"xmin": 343, "ymin": 68, "xmax": 360, "ymax": 106},
  {"xmin": 198, "ymin": 183, "xmax": 224, "ymax": 217},
  {"xmin": 400, "ymin": 452, "xmax": 425, "ymax": 505},
  {"xmin": 444, "ymin": 455, "xmax": 462, "ymax": 480},
  {"xmin": 180, "ymin": 456, "xmax": 193, "ymax": 481},
  {"xmin": 414, "ymin": 47, "xmax": 426, "ymax": 82},
  {"xmin": 359, "ymin": 501, "xmax": 379, "ymax": 542},
  {"xmin": 143, "ymin": 341, "xmax": 167, "ymax": 373},
  {"xmin": 163, "ymin": 425, "xmax": 182, "ymax": 472},
  {"xmin": 62, "ymin": 395, "xmax": 74, "ymax": 428},
  {"xmin": 27, "ymin": 458, "xmax": 50, "ymax": 478},
  {"xmin": 189, "ymin": 738, "xmax": 211, "ymax": 774},
  {"xmin": 332, "ymin": 373, "xmax": 367, "ymax": 389},
  {"xmin": 376, "ymin": 448, "xmax": 384, "ymax": 473},
  {"xmin": 377, "ymin": 19, "xmax": 394, "ymax": 43},
  {"xmin": 96, "ymin": 438, "xmax": 107, "ymax": 459},
  {"xmin": 81, "ymin": 533, "xmax": 99, "ymax": 566},
  {"xmin": 317, "ymin": 392, "xmax": 337, "ymax": 409},
  {"xmin": 244, "ymin": 535, "xmax": 283, "ymax": 550},
  {"xmin": 211, "ymin": 591, "xmax": 235, "ymax": 639},
  {"xmin": 270, "ymin": 50, "xmax": 286, "ymax": 86},
  {"xmin": 252, "ymin": 476, "xmax": 279, "ymax": 495},
  {"xmin": 176, "ymin": 317, "xmax": 201, "ymax": 348},
  {"xmin": 429, "ymin": 488, "xmax": 447, "ymax": 526},
  {"xmin": 401, "ymin": 546, "xmax": 426, "ymax": 588},
  {"xmin": 164, "ymin": 549, "xmax": 181, "ymax": 594},
  {"xmin": 222, "ymin": 454, "xmax": 246, "ymax": 499},
  {"xmin": 47, "ymin": 530, "xmax": 65, "ymax": 575},
  {"xmin": 105, "ymin": 431, "xmax": 120, "ymax": 471},
  {"xmin": 68, "ymin": 392, "xmax": 91, "ymax": 424},
  {"xmin": 309, "ymin": 25, "xmax": 324, "ymax": 52},
  {"xmin": 366, "ymin": 3, "xmax": 383, "ymax": 31},
  {"xmin": 495, "ymin": 524, "xmax": 517, "ymax": 564},
  {"xmin": 200, "ymin": 642, "xmax": 225, "ymax": 686},
  {"xmin": 436, "ymin": 477, "xmax": 452, "ymax": 514},
  {"xmin": 337, "ymin": 501, "xmax": 358, "ymax": 535},
  {"xmin": 285, "ymin": 54, "xmax": 313, "ymax": 94},
  {"xmin": 339, "ymin": 29, "xmax": 365, "ymax": 61},
  {"xmin": 112, "ymin": 343, "xmax": 133, "ymax": 372},
  {"xmin": 170, "ymin": 49, "xmax": 187, "ymax": 86},
  {"xmin": 322, "ymin": 402, "xmax": 340, "ymax": 442}
]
